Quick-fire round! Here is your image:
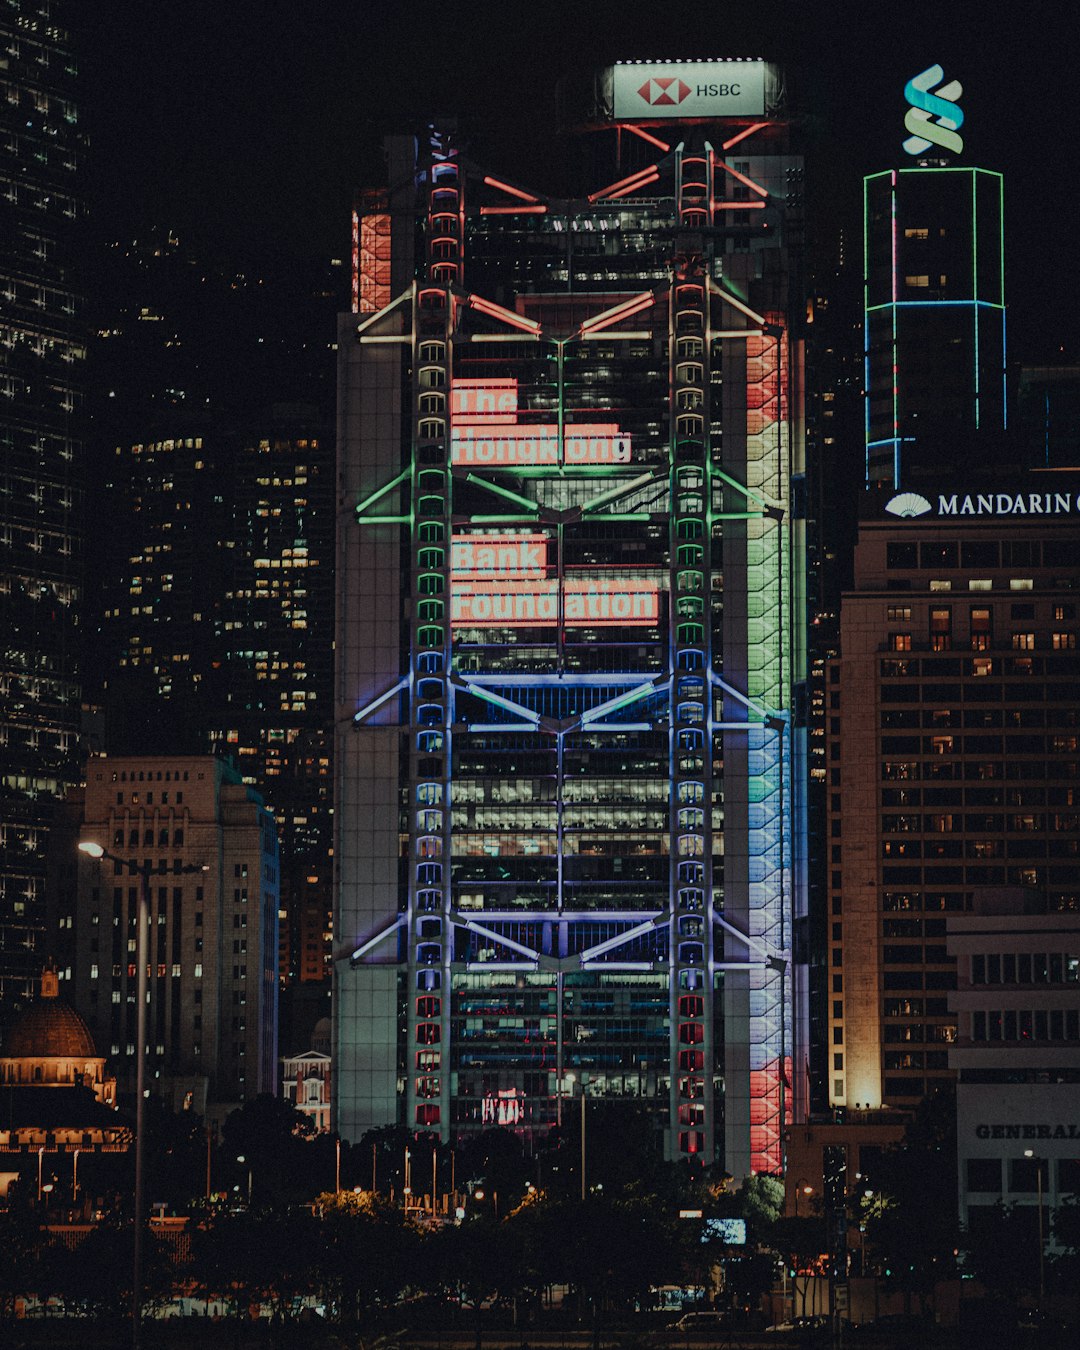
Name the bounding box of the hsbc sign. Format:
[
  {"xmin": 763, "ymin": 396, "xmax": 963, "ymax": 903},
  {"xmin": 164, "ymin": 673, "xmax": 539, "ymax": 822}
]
[{"xmin": 612, "ymin": 61, "xmax": 766, "ymax": 120}]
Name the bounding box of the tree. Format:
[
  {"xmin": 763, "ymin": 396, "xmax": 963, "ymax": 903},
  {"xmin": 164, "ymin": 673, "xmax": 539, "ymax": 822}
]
[
  {"xmin": 859, "ymin": 1090, "xmax": 959, "ymax": 1315},
  {"xmin": 313, "ymin": 1189, "xmax": 421, "ymax": 1327},
  {"xmin": 0, "ymin": 1203, "xmax": 42, "ymax": 1323},
  {"xmin": 767, "ymin": 1215, "xmax": 827, "ymax": 1319},
  {"xmin": 219, "ymin": 1092, "xmax": 317, "ymax": 1206},
  {"xmin": 963, "ymin": 1202, "xmax": 1042, "ymax": 1306}
]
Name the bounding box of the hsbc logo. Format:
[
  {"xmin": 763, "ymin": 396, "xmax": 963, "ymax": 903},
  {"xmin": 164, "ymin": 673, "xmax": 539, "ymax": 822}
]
[
  {"xmin": 613, "ymin": 61, "xmax": 765, "ymax": 120},
  {"xmin": 637, "ymin": 76, "xmax": 691, "ymax": 106},
  {"xmin": 634, "ymin": 76, "xmax": 746, "ymax": 108}
]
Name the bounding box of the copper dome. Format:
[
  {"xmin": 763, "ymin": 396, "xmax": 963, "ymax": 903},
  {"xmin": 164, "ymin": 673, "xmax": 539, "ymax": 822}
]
[{"xmin": 4, "ymin": 971, "xmax": 99, "ymax": 1060}]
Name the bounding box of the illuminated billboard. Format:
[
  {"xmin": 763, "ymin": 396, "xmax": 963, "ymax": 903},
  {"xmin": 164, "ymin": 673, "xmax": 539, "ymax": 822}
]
[
  {"xmin": 450, "ymin": 377, "xmax": 632, "ymax": 467},
  {"xmin": 451, "ymin": 425, "xmax": 631, "ymax": 468},
  {"xmin": 451, "ymin": 533, "xmax": 659, "ymax": 627},
  {"xmin": 612, "ymin": 61, "xmax": 765, "ymax": 120}
]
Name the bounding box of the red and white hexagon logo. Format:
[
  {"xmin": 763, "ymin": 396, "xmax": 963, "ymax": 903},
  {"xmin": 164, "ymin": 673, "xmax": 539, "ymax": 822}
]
[{"xmin": 637, "ymin": 76, "xmax": 691, "ymax": 106}]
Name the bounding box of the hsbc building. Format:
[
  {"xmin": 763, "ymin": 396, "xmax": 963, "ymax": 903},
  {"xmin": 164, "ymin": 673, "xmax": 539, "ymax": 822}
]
[{"xmin": 336, "ymin": 59, "xmax": 807, "ymax": 1179}]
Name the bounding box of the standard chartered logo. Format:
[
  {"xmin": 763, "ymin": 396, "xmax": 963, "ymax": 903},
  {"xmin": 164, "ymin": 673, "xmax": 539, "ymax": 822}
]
[{"xmin": 902, "ymin": 64, "xmax": 963, "ymax": 156}]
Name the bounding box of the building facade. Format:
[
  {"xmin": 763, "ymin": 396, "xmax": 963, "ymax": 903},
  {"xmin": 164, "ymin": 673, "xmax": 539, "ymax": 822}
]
[
  {"xmin": 948, "ymin": 891, "xmax": 1080, "ymax": 1238},
  {"xmin": 93, "ymin": 416, "xmax": 334, "ymax": 992},
  {"xmin": 0, "ymin": 0, "xmax": 85, "ymax": 1002},
  {"xmin": 335, "ymin": 60, "xmax": 808, "ymax": 1175},
  {"xmin": 828, "ymin": 488, "xmax": 1080, "ymax": 1111},
  {"xmin": 864, "ymin": 165, "xmax": 1006, "ymax": 488},
  {"xmin": 50, "ymin": 755, "xmax": 279, "ymax": 1116}
]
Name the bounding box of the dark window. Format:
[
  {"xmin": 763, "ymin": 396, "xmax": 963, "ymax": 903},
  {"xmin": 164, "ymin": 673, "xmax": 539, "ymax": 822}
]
[
  {"xmin": 887, "ymin": 542, "xmax": 918, "ymax": 569},
  {"xmin": 967, "ymin": 1159, "xmax": 1001, "ymax": 1192}
]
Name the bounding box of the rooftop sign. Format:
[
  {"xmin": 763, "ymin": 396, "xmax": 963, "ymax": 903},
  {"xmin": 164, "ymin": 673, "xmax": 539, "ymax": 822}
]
[
  {"xmin": 883, "ymin": 488, "xmax": 1080, "ymax": 520},
  {"xmin": 613, "ymin": 61, "xmax": 765, "ymax": 120},
  {"xmin": 903, "ymin": 64, "xmax": 963, "ymax": 157}
]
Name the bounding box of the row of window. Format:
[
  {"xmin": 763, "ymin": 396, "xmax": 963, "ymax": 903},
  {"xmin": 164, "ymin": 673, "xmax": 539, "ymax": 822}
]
[
  {"xmin": 971, "ymin": 952, "xmax": 1079, "ymax": 985},
  {"xmin": 967, "ymin": 1156, "xmax": 1080, "ymax": 1193},
  {"xmin": 890, "ymin": 631, "xmax": 1076, "ymax": 652},
  {"xmin": 887, "ymin": 541, "xmax": 1078, "ymax": 570},
  {"xmin": 970, "ymin": 1008, "xmax": 1080, "ymax": 1041}
]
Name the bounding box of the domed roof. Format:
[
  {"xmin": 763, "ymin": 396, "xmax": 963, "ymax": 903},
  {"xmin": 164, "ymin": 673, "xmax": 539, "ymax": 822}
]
[{"xmin": 3, "ymin": 969, "xmax": 99, "ymax": 1061}]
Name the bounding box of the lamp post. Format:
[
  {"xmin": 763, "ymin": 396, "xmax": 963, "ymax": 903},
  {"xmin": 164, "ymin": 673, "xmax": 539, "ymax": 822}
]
[
  {"xmin": 566, "ymin": 1071, "xmax": 588, "ymax": 1200},
  {"xmin": 79, "ymin": 840, "xmax": 207, "ymax": 1350},
  {"xmin": 1023, "ymin": 1150, "xmax": 1046, "ymax": 1302},
  {"xmin": 37, "ymin": 1145, "xmax": 45, "ymax": 1202},
  {"xmin": 794, "ymin": 1180, "xmax": 813, "ymax": 1217},
  {"xmin": 73, "ymin": 1146, "xmax": 82, "ymax": 1206}
]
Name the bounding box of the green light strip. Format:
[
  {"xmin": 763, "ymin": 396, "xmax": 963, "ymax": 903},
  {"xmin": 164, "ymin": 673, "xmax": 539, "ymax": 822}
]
[
  {"xmin": 355, "ymin": 468, "xmax": 410, "ymax": 519},
  {"xmin": 465, "ymin": 474, "xmax": 540, "ymax": 512},
  {"xmin": 581, "ymin": 470, "xmax": 658, "ymax": 515}
]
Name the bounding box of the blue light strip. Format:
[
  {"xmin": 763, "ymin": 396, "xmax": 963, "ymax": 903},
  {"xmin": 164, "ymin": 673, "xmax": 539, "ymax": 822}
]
[
  {"xmin": 353, "ymin": 676, "xmax": 408, "ymax": 724},
  {"xmin": 865, "ymin": 299, "xmax": 1005, "ymax": 311}
]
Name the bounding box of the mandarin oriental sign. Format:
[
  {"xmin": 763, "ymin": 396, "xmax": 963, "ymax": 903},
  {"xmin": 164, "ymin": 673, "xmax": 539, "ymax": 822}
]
[{"xmin": 884, "ymin": 488, "xmax": 1080, "ymax": 519}]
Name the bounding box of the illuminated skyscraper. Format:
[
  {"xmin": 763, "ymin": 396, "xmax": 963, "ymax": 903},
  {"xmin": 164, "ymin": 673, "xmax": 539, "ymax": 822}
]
[
  {"xmin": 864, "ymin": 165, "xmax": 1006, "ymax": 487},
  {"xmin": 335, "ymin": 60, "xmax": 808, "ymax": 1175},
  {"xmin": 95, "ymin": 413, "xmax": 334, "ymax": 991},
  {"xmin": 0, "ymin": 1, "xmax": 84, "ymax": 1001}
]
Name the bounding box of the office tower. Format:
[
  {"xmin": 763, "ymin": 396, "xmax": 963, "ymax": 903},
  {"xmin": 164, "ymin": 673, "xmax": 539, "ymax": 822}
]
[
  {"xmin": 94, "ymin": 413, "xmax": 334, "ymax": 992},
  {"xmin": 0, "ymin": 0, "xmax": 84, "ymax": 1001},
  {"xmin": 864, "ymin": 166, "xmax": 1005, "ymax": 488},
  {"xmin": 336, "ymin": 59, "xmax": 808, "ymax": 1175},
  {"xmin": 52, "ymin": 755, "xmax": 279, "ymax": 1115},
  {"xmin": 827, "ymin": 488, "xmax": 1080, "ymax": 1111},
  {"xmin": 947, "ymin": 892, "xmax": 1080, "ymax": 1234},
  {"xmin": 1017, "ymin": 363, "xmax": 1080, "ymax": 472}
]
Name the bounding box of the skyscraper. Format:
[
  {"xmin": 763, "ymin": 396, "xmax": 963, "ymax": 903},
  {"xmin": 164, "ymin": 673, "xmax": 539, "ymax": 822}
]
[
  {"xmin": 94, "ymin": 413, "xmax": 335, "ymax": 993},
  {"xmin": 51, "ymin": 754, "xmax": 280, "ymax": 1115},
  {"xmin": 335, "ymin": 60, "xmax": 808, "ymax": 1175},
  {"xmin": 827, "ymin": 489, "xmax": 1080, "ymax": 1111},
  {"xmin": 0, "ymin": 0, "xmax": 84, "ymax": 1002},
  {"xmin": 864, "ymin": 76, "xmax": 1006, "ymax": 492}
]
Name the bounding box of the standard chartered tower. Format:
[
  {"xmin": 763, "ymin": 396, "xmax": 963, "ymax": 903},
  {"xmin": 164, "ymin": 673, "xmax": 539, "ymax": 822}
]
[{"xmin": 334, "ymin": 59, "xmax": 808, "ymax": 1177}]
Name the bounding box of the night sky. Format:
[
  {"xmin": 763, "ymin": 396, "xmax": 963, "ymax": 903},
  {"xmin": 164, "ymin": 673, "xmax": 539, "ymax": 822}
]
[{"xmin": 81, "ymin": 0, "xmax": 1080, "ymax": 363}]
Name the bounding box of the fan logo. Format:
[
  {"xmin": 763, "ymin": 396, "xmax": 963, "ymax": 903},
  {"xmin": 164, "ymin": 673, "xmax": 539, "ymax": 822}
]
[
  {"xmin": 637, "ymin": 76, "xmax": 691, "ymax": 106},
  {"xmin": 885, "ymin": 492, "xmax": 933, "ymax": 518},
  {"xmin": 903, "ymin": 65, "xmax": 963, "ymax": 156}
]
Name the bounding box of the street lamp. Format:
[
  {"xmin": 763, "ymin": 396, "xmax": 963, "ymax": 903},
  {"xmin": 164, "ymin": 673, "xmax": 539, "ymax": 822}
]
[
  {"xmin": 1023, "ymin": 1150, "xmax": 1046, "ymax": 1302},
  {"xmin": 474, "ymin": 1186, "xmax": 498, "ymax": 1219},
  {"xmin": 78, "ymin": 839, "xmax": 207, "ymax": 1350},
  {"xmin": 237, "ymin": 1155, "xmax": 253, "ymax": 1206},
  {"xmin": 37, "ymin": 1145, "xmax": 45, "ymax": 1203},
  {"xmin": 566, "ymin": 1071, "xmax": 588, "ymax": 1201},
  {"xmin": 794, "ymin": 1180, "xmax": 814, "ymax": 1217}
]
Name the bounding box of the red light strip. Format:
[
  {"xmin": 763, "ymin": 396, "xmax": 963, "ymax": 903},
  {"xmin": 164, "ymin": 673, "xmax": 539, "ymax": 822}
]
[
  {"xmin": 624, "ymin": 124, "xmax": 671, "ymax": 152},
  {"xmin": 581, "ymin": 290, "xmax": 655, "ymax": 332},
  {"xmin": 603, "ymin": 170, "xmax": 661, "ymax": 201},
  {"xmin": 714, "ymin": 158, "xmax": 768, "ymax": 198},
  {"xmin": 482, "ymin": 174, "xmax": 540, "ymax": 204},
  {"xmin": 479, "ymin": 205, "xmax": 548, "ymax": 216},
  {"xmin": 468, "ymin": 294, "xmax": 542, "ymax": 335},
  {"xmin": 588, "ymin": 165, "xmax": 661, "ymax": 202},
  {"xmin": 721, "ymin": 121, "xmax": 768, "ymax": 151},
  {"xmin": 713, "ymin": 201, "xmax": 766, "ymax": 211}
]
